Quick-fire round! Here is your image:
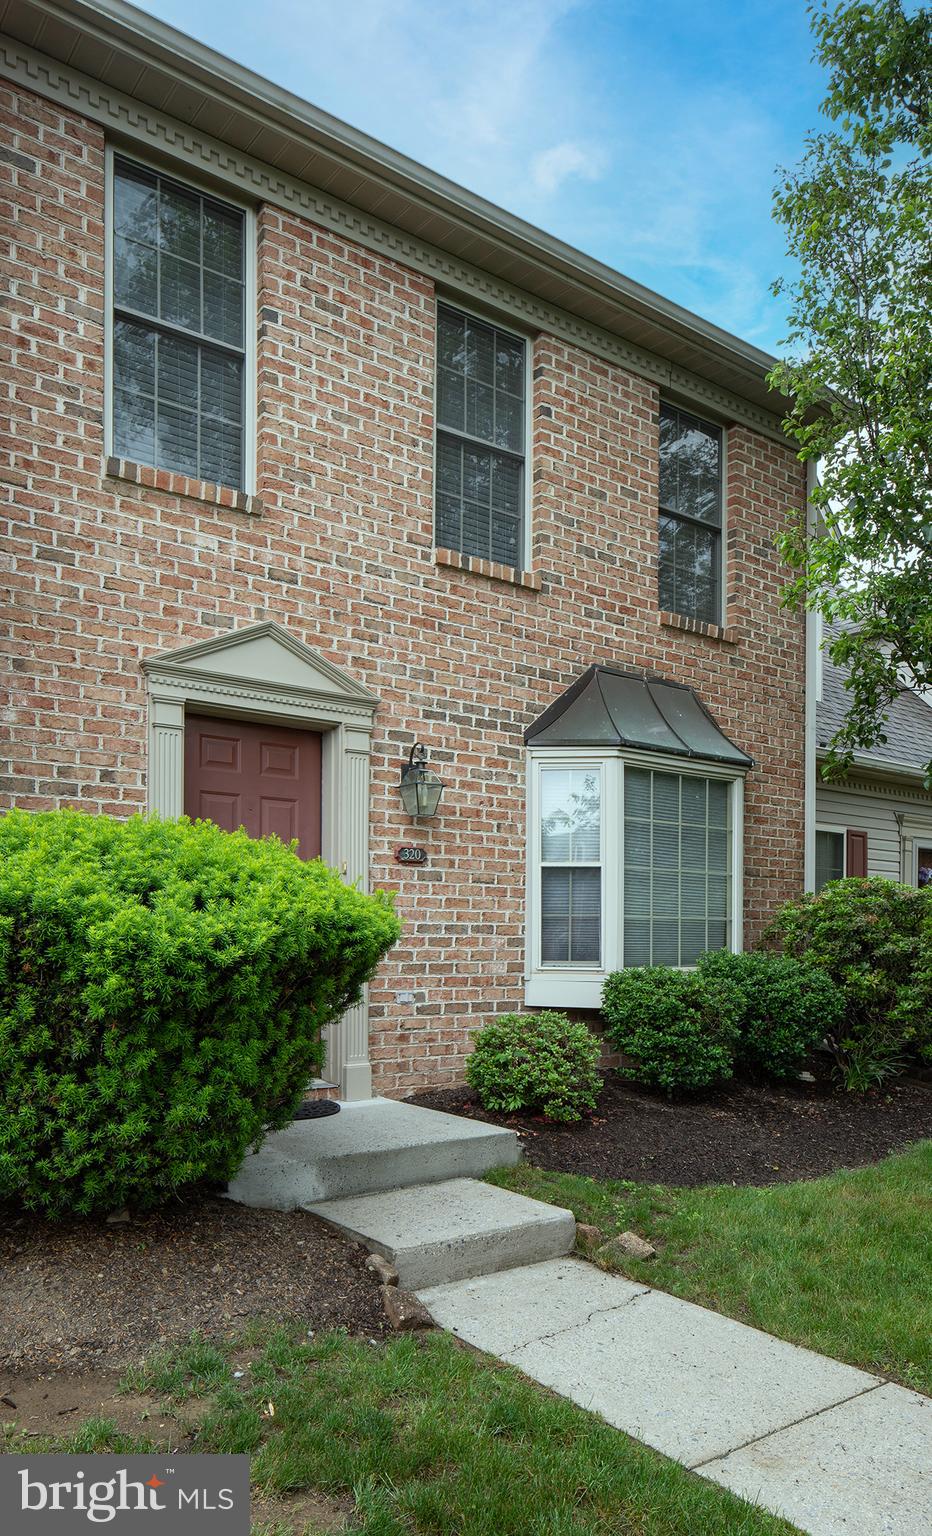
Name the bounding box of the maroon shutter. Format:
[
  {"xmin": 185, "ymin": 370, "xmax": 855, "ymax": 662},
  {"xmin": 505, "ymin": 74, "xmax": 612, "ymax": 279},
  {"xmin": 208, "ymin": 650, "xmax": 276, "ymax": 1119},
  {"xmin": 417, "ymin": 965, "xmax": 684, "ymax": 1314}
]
[{"xmin": 846, "ymin": 829, "xmax": 868, "ymax": 878}]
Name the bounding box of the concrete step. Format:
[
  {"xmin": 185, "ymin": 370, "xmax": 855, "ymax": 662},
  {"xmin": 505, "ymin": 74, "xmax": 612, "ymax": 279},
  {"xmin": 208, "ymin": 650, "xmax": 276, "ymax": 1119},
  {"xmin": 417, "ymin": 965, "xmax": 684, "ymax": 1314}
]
[
  {"xmin": 306, "ymin": 1177, "xmax": 576, "ymax": 1289},
  {"xmin": 226, "ymin": 1098, "xmax": 520, "ymax": 1209}
]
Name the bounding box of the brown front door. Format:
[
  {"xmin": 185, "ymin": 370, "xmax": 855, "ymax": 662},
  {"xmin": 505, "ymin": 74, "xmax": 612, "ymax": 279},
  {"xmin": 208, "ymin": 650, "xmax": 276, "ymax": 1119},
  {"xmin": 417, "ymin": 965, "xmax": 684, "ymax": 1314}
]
[{"xmin": 183, "ymin": 714, "xmax": 322, "ymax": 859}]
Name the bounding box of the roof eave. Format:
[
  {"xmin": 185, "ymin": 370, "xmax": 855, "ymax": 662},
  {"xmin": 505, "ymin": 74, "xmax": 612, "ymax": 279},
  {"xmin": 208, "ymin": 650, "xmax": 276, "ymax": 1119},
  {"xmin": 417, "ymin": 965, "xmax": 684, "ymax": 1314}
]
[
  {"xmin": 2, "ymin": 0, "xmax": 789, "ymax": 420},
  {"xmin": 816, "ymin": 747, "xmax": 930, "ymax": 784}
]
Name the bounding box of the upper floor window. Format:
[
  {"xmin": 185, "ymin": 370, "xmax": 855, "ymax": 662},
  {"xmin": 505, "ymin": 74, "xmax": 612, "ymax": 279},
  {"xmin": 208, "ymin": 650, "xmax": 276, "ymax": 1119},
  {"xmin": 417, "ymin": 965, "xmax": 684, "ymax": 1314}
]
[
  {"xmin": 435, "ymin": 303, "xmax": 527, "ymax": 569},
  {"xmin": 110, "ymin": 157, "xmax": 248, "ymax": 490},
  {"xmin": 659, "ymin": 402, "xmax": 723, "ymax": 625}
]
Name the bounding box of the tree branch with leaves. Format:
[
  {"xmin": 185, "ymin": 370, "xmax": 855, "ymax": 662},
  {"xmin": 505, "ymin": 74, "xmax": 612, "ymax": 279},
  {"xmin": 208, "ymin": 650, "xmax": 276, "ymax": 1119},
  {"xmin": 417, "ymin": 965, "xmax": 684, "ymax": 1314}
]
[{"xmin": 770, "ymin": 0, "xmax": 932, "ymax": 780}]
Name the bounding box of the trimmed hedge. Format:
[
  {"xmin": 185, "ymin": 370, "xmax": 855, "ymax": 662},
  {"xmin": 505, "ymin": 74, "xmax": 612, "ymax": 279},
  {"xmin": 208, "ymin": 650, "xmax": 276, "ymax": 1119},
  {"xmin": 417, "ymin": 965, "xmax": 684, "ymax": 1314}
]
[
  {"xmin": 466, "ymin": 1011, "xmax": 602, "ymax": 1122},
  {"xmin": 696, "ymin": 950, "xmax": 844, "ymax": 1080},
  {"xmin": 764, "ymin": 877, "xmax": 932, "ymax": 1087},
  {"xmin": 601, "ymin": 967, "xmax": 741, "ymax": 1094},
  {"xmin": 0, "ymin": 810, "xmax": 400, "ymax": 1216}
]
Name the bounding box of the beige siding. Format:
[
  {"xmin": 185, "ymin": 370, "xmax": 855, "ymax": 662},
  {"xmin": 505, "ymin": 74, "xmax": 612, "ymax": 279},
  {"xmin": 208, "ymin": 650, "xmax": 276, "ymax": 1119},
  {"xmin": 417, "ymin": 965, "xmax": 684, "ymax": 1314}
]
[{"xmin": 816, "ymin": 776, "xmax": 932, "ymax": 883}]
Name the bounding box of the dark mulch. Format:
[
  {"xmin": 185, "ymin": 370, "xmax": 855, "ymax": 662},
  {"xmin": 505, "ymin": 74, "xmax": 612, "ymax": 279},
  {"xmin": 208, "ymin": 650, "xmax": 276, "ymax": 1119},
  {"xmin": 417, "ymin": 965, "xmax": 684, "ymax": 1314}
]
[
  {"xmin": 0, "ymin": 1194, "xmax": 389, "ymax": 1375},
  {"xmin": 408, "ymin": 1072, "xmax": 932, "ymax": 1187}
]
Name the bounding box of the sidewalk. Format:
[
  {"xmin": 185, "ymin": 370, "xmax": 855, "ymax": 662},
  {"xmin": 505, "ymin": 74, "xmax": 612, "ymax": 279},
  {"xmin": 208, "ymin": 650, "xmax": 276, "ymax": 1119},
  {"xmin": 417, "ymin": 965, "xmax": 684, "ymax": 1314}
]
[{"xmin": 419, "ymin": 1257, "xmax": 930, "ymax": 1536}]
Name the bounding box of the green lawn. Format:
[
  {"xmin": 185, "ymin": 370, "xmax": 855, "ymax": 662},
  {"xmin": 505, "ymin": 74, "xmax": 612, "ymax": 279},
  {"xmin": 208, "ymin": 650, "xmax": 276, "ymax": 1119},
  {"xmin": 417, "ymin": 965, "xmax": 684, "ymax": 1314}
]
[
  {"xmin": 10, "ymin": 1328, "xmax": 798, "ymax": 1536},
  {"xmin": 490, "ymin": 1140, "xmax": 932, "ymax": 1395}
]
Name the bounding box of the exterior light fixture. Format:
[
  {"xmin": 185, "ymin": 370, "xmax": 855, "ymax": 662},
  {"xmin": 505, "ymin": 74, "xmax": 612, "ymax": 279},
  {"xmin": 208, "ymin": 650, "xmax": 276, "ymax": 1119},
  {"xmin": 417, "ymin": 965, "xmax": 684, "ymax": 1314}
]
[{"xmin": 399, "ymin": 743, "xmax": 444, "ymax": 820}]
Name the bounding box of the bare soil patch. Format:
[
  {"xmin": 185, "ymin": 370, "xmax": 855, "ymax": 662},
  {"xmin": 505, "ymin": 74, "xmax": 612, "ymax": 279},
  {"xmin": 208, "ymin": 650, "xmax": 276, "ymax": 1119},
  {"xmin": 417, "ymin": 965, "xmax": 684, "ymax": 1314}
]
[
  {"xmin": 252, "ymin": 1489, "xmax": 353, "ymax": 1533},
  {"xmin": 408, "ymin": 1072, "xmax": 932, "ymax": 1186},
  {"xmin": 0, "ymin": 1194, "xmax": 389, "ymax": 1376},
  {"xmin": 0, "ymin": 1368, "xmax": 201, "ymax": 1444}
]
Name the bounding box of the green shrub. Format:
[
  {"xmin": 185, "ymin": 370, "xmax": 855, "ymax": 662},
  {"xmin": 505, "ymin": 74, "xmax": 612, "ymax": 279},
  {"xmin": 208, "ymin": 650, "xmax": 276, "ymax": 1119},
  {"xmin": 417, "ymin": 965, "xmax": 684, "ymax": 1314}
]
[
  {"xmin": 0, "ymin": 810, "xmax": 401, "ymax": 1216},
  {"xmin": 764, "ymin": 877, "xmax": 932, "ymax": 1088},
  {"xmin": 696, "ymin": 950, "xmax": 844, "ymax": 1080},
  {"xmin": 466, "ymin": 1011, "xmax": 602, "ymax": 1122},
  {"xmin": 601, "ymin": 967, "xmax": 740, "ymax": 1094}
]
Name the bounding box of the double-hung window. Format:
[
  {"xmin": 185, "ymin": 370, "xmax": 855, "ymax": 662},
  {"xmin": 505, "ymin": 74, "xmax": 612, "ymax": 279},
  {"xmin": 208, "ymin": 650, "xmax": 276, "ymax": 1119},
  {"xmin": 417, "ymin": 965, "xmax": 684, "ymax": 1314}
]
[
  {"xmin": 435, "ymin": 303, "xmax": 527, "ymax": 569},
  {"xmin": 539, "ymin": 767, "xmax": 603, "ymax": 966},
  {"xmin": 110, "ymin": 156, "xmax": 249, "ymax": 490},
  {"xmin": 659, "ymin": 402, "xmax": 723, "ymax": 624}
]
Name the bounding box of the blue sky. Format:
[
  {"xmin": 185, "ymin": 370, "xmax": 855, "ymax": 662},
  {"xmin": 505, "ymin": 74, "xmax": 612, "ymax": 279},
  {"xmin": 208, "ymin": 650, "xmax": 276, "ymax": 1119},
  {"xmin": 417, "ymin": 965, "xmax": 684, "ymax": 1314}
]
[{"xmin": 142, "ymin": 0, "xmax": 827, "ymax": 355}]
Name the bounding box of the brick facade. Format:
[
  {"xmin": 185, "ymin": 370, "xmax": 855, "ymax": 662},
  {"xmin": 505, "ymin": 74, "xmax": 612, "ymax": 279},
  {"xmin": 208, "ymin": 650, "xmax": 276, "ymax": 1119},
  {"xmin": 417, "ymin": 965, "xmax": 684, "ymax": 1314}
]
[{"xmin": 1, "ymin": 82, "xmax": 807, "ymax": 1095}]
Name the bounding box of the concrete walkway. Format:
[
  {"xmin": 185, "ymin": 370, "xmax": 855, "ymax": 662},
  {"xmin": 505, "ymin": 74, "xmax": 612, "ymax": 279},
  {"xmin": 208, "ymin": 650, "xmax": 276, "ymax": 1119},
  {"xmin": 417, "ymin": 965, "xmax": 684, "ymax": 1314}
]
[
  {"xmin": 419, "ymin": 1258, "xmax": 931, "ymax": 1536},
  {"xmin": 228, "ymin": 1100, "xmax": 928, "ymax": 1535}
]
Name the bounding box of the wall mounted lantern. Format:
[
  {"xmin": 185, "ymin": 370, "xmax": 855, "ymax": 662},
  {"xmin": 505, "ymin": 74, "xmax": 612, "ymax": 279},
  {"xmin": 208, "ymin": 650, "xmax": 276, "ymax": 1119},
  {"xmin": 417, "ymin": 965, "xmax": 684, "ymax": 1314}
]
[{"xmin": 399, "ymin": 743, "xmax": 444, "ymax": 820}]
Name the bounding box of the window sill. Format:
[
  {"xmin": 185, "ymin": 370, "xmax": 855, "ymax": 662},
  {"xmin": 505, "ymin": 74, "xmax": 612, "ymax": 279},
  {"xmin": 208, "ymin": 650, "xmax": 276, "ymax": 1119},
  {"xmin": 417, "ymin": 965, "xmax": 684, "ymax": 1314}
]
[
  {"xmin": 435, "ymin": 547, "xmax": 542, "ymax": 591},
  {"xmin": 104, "ymin": 457, "xmax": 263, "ymax": 516},
  {"xmin": 525, "ymin": 974, "xmax": 605, "ymax": 1008},
  {"xmin": 659, "ymin": 609, "xmax": 738, "ymax": 644}
]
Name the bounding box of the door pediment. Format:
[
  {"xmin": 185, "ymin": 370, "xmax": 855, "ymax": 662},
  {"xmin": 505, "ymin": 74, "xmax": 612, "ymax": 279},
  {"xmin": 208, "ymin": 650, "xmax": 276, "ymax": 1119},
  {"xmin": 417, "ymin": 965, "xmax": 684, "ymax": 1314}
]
[{"xmin": 142, "ymin": 620, "xmax": 378, "ymax": 717}]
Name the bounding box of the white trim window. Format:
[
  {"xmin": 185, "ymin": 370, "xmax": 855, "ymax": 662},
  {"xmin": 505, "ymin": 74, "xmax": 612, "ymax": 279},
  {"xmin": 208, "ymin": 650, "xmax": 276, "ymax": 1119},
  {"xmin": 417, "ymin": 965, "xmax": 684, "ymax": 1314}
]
[
  {"xmin": 107, "ymin": 153, "xmax": 254, "ymax": 491},
  {"xmin": 435, "ymin": 302, "xmax": 528, "ymax": 567},
  {"xmin": 526, "ymin": 750, "xmax": 744, "ymax": 1007},
  {"xmin": 814, "ymin": 825, "xmax": 847, "ymax": 890},
  {"xmin": 659, "ymin": 401, "xmax": 724, "ymax": 624}
]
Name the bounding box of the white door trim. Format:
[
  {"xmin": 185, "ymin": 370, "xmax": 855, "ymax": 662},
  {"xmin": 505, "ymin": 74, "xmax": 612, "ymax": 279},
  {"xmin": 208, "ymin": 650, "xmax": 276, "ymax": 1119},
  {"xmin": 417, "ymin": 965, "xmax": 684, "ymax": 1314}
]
[{"xmin": 142, "ymin": 620, "xmax": 378, "ymax": 1099}]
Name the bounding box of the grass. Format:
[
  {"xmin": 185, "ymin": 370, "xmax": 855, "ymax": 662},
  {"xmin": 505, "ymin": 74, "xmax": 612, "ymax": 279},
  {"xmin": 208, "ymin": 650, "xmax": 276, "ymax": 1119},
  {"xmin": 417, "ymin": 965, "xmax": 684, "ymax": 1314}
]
[
  {"xmin": 8, "ymin": 1326, "xmax": 799, "ymax": 1536},
  {"xmin": 490, "ymin": 1140, "xmax": 932, "ymax": 1394}
]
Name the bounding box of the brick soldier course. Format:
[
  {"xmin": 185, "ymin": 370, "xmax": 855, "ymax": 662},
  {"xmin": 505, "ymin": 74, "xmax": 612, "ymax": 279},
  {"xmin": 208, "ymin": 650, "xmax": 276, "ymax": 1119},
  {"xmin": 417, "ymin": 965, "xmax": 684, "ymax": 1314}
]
[{"xmin": 1, "ymin": 17, "xmax": 807, "ymax": 1097}]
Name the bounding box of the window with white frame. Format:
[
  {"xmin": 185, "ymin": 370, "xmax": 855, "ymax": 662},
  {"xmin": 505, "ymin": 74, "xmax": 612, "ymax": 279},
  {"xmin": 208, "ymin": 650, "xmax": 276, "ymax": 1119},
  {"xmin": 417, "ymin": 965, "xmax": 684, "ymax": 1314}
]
[
  {"xmin": 659, "ymin": 402, "xmax": 723, "ymax": 624},
  {"xmin": 435, "ymin": 303, "xmax": 527, "ymax": 568},
  {"xmin": 539, "ymin": 767, "xmax": 602, "ymax": 965},
  {"xmin": 527, "ymin": 753, "xmax": 742, "ymax": 1006},
  {"xmin": 110, "ymin": 156, "xmax": 248, "ymax": 489},
  {"xmin": 624, "ymin": 766, "xmax": 731, "ymax": 966}
]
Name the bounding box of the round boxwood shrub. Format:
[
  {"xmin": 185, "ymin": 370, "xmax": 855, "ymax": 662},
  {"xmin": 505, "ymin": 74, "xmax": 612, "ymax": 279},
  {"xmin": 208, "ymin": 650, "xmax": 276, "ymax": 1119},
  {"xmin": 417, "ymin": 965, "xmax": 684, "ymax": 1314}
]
[
  {"xmin": 764, "ymin": 877, "xmax": 932, "ymax": 1087},
  {"xmin": 465, "ymin": 1011, "xmax": 602, "ymax": 1122},
  {"xmin": 696, "ymin": 949, "xmax": 844, "ymax": 1079},
  {"xmin": 0, "ymin": 810, "xmax": 401, "ymax": 1216},
  {"xmin": 601, "ymin": 967, "xmax": 740, "ymax": 1094}
]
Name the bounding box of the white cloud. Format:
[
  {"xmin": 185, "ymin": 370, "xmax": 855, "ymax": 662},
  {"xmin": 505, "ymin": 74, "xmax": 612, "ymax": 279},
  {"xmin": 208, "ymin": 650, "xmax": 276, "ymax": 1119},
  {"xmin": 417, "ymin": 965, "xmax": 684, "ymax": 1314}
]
[
  {"xmin": 530, "ymin": 140, "xmax": 606, "ymax": 195},
  {"xmin": 143, "ymin": 0, "xmax": 802, "ymax": 350}
]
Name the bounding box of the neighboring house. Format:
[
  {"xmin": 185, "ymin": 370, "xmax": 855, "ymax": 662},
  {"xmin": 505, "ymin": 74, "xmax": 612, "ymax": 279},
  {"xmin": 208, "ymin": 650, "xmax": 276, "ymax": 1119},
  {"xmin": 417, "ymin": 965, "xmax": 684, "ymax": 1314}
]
[
  {"xmin": 1, "ymin": 0, "xmax": 808, "ymax": 1099},
  {"xmin": 816, "ymin": 630, "xmax": 932, "ymax": 890}
]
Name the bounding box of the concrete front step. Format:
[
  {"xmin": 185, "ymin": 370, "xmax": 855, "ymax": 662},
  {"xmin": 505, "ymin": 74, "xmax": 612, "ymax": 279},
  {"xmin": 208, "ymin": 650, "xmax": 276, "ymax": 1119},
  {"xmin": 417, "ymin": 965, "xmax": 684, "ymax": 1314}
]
[
  {"xmin": 226, "ymin": 1098, "xmax": 520, "ymax": 1209},
  {"xmin": 306, "ymin": 1177, "xmax": 576, "ymax": 1289}
]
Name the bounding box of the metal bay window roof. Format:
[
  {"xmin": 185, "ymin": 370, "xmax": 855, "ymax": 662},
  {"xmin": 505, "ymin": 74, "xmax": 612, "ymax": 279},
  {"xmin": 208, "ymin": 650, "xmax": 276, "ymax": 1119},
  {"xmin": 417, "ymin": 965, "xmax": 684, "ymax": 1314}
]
[{"xmin": 525, "ymin": 666, "xmax": 754, "ymax": 768}]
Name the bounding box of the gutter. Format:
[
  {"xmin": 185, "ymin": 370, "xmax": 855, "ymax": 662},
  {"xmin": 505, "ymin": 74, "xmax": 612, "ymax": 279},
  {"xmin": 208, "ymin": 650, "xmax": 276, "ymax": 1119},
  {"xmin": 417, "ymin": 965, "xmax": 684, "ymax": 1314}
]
[
  {"xmin": 815, "ymin": 748, "xmax": 929, "ymax": 784},
  {"xmin": 27, "ymin": 0, "xmax": 781, "ymax": 391},
  {"xmin": 803, "ymin": 461, "xmax": 819, "ymax": 891}
]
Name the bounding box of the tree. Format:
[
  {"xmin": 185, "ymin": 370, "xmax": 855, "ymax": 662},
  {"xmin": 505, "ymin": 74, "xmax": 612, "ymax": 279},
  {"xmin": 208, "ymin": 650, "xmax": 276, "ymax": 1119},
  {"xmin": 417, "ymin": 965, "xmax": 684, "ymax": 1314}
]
[{"xmin": 770, "ymin": 0, "xmax": 932, "ymax": 780}]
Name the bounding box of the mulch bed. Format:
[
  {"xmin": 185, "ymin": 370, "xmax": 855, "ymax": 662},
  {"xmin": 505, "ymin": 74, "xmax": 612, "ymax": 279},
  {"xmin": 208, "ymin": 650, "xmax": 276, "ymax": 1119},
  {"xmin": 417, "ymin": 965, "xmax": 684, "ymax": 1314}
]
[
  {"xmin": 408, "ymin": 1072, "xmax": 932, "ymax": 1187},
  {"xmin": 0, "ymin": 1194, "xmax": 389, "ymax": 1376}
]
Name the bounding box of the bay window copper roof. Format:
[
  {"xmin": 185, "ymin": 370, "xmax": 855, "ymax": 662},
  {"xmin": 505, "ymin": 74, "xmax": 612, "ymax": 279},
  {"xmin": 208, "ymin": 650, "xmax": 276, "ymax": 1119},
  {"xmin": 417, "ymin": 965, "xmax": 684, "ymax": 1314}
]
[{"xmin": 525, "ymin": 666, "xmax": 753, "ymax": 767}]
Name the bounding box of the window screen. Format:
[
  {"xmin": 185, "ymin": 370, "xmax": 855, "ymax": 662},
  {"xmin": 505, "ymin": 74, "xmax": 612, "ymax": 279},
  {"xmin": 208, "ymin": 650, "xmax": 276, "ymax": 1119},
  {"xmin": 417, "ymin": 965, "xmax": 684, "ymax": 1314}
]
[
  {"xmin": 815, "ymin": 829, "xmax": 845, "ymax": 890},
  {"xmin": 112, "ymin": 158, "xmax": 246, "ymax": 488},
  {"xmin": 624, "ymin": 767, "xmax": 730, "ymax": 965},
  {"xmin": 540, "ymin": 768, "xmax": 602, "ymax": 965},
  {"xmin": 659, "ymin": 403, "xmax": 723, "ymax": 624},
  {"xmin": 435, "ymin": 304, "xmax": 526, "ymax": 567}
]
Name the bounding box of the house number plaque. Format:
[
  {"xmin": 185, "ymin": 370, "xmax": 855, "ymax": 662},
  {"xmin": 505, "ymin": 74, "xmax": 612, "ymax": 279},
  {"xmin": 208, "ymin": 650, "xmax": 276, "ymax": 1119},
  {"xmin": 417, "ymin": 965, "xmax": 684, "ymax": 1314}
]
[{"xmin": 395, "ymin": 846, "xmax": 428, "ymax": 865}]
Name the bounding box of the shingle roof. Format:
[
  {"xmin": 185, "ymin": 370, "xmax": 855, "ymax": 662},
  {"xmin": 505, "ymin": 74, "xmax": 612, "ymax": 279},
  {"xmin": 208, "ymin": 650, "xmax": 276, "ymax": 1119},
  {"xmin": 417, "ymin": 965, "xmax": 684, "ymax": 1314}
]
[{"xmin": 817, "ymin": 628, "xmax": 932, "ymax": 775}]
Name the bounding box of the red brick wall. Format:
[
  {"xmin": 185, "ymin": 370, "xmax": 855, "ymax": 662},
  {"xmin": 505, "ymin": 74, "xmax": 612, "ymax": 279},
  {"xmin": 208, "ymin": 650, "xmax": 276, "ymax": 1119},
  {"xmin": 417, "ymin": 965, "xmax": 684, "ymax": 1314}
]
[{"xmin": 1, "ymin": 84, "xmax": 807, "ymax": 1094}]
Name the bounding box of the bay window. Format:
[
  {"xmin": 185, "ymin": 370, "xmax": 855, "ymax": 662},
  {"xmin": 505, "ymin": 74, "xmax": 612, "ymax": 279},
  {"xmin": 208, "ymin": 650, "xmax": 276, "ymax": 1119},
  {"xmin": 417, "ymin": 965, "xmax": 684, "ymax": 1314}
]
[{"xmin": 527, "ymin": 753, "xmax": 744, "ymax": 1007}]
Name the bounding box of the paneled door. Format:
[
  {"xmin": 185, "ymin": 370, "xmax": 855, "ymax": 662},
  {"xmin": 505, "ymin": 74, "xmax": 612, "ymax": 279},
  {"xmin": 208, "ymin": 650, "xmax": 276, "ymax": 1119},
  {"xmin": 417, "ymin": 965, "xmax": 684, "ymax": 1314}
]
[{"xmin": 183, "ymin": 714, "xmax": 322, "ymax": 858}]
